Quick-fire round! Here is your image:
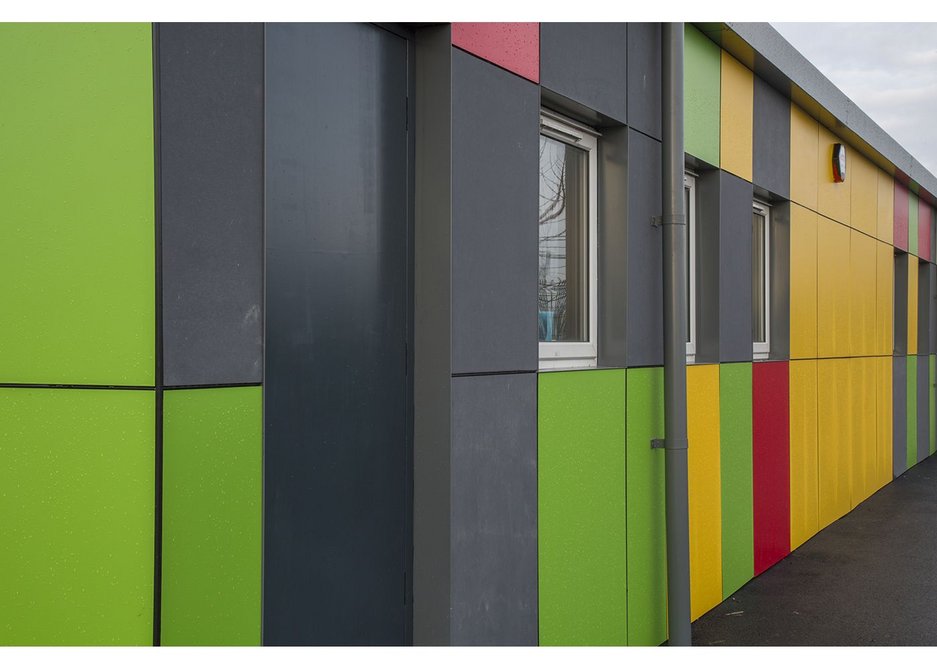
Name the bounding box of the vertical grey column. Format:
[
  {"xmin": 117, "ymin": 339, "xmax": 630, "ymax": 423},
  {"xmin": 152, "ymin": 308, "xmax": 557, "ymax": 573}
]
[
  {"xmin": 413, "ymin": 24, "xmax": 452, "ymax": 646},
  {"xmin": 264, "ymin": 23, "xmax": 411, "ymax": 645},
  {"xmin": 157, "ymin": 23, "xmax": 264, "ymax": 386},
  {"xmin": 894, "ymin": 356, "xmax": 908, "ymax": 477},
  {"xmin": 918, "ymin": 355, "xmax": 929, "ymax": 463},
  {"xmin": 448, "ymin": 47, "xmax": 539, "ymax": 645},
  {"xmin": 662, "ymin": 22, "xmax": 692, "ymax": 647}
]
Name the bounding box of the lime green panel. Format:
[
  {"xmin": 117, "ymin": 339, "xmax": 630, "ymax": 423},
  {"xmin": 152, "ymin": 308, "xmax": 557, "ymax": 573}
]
[
  {"xmin": 927, "ymin": 355, "xmax": 937, "ymax": 454},
  {"xmin": 161, "ymin": 386, "xmax": 262, "ymax": 646},
  {"xmin": 0, "ymin": 388, "xmax": 154, "ymax": 645},
  {"xmin": 909, "ymin": 191, "xmax": 919, "ymax": 257},
  {"xmin": 625, "ymin": 367, "xmax": 667, "ymax": 646},
  {"xmin": 684, "ymin": 24, "xmax": 721, "ymax": 166},
  {"xmin": 539, "ymin": 369, "xmax": 626, "ymax": 646},
  {"xmin": 0, "ymin": 24, "xmax": 155, "ymax": 385},
  {"xmin": 908, "ymin": 356, "xmax": 917, "ymax": 469},
  {"xmin": 719, "ymin": 363, "xmax": 754, "ymax": 597}
]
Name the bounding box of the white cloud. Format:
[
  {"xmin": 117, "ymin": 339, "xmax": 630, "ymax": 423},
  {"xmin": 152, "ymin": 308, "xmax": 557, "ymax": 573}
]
[{"xmin": 773, "ymin": 22, "xmax": 937, "ymax": 176}]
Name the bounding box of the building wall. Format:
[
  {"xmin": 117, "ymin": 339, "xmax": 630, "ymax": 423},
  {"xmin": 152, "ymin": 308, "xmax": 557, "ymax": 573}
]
[{"xmin": 0, "ymin": 21, "xmax": 935, "ymax": 647}]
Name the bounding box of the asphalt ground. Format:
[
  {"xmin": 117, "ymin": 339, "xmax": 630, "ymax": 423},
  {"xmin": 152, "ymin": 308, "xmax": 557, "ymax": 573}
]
[{"xmin": 692, "ymin": 453, "xmax": 937, "ymax": 645}]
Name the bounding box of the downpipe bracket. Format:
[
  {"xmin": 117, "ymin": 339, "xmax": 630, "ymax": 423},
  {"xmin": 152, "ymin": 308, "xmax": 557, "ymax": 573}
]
[
  {"xmin": 651, "ymin": 213, "xmax": 687, "ymax": 228},
  {"xmin": 651, "ymin": 437, "xmax": 688, "ymax": 450}
]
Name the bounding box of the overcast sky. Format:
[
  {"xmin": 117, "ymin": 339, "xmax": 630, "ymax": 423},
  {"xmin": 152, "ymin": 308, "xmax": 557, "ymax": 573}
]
[{"xmin": 772, "ymin": 23, "xmax": 937, "ymax": 177}]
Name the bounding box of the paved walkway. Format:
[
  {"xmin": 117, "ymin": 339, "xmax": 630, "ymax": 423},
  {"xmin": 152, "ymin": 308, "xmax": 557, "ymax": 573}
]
[{"xmin": 692, "ymin": 454, "xmax": 937, "ymax": 645}]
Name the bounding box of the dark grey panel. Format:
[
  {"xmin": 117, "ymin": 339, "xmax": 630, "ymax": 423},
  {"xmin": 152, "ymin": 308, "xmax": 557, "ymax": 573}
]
[
  {"xmin": 450, "ymin": 373, "xmax": 538, "ymax": 646},
  {"xmin": 598, "ymin": 126, "xmax": 629, "ymax": 368},
  {"xmin": 719, "ymin": 172, "xmax": 755, "ymax": 362},
  {"xmin": 696, "ymin": 170, "xmax": 721, "ymax": 364},
  {"xmin": 451, "ymin": 49, "xmax": 539, "ymax": 374},
  {"xmin": 918, "ymin": 355, "xmax": 929, "ymax": 464},
  {"xmin": 894, "ymin": 356, "xmax": 907, "ymax": 478},
  {"xmin": 753, "ymin": 76, "xmax": 791, "ymax": 200},
  {"xmin": 769, "ymin": 202, "xmax": 791, "ymax": 360},
  {"xmin": 413, "ymin": 25, "xmax": 453, "ymax": 646},
  {"xmin": 624, "ymin": 129, "xmax": 664, "ymax": 367},
  {"xmin": 918, "ymin": 261, "xmax": 931, "ymax": 356},
  {"xmin": 540, "ymin": 23, "xmax": 627, "ymax": 124},
  {"xmin": 157, "ymin": 23, "xmax": 264, "ymax": 386},
  {"xmin": 264, "ymin": 23, "xmax": 410, "ymax": 645},
  {"xmin": 894, "ymin": 252, "xmax": 908, "ymax": 356},
  {"xmin": 627, "ymin": 23, "xmax": 661, "ymax": 140}
]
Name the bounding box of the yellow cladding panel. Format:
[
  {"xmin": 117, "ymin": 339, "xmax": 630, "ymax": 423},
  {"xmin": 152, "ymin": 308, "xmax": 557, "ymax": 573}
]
[
  {"xmin": 817, "ymin": 358, "xmax": 852, "ymax": 530},
  {"xmin": 817, "ymin": 216, "xmax": 850, "ymax": 358},
  {"xmin": 687, "ymin": 364, "xmax": 722, "ymax": 621},
  {"xmin": 790, "ymin": 204, "xmax": 818, "ymax": 359},
  {"xmin": 850, "ymin": 357, "xmax": 877, "ymax": 508},
  {"xmin": 877, "ymin": 169, "xmax": 895, "ymax": 244},
  {"xmin": 719, "ymin": 51, "xmax": 753, "ymax": 182},
  {"xmin": 850, "ymin": 151, "xmax": 877, "ymax": 237},
  {"xmin": 909, "ymin": 260, "xmax": 919, "ymax": 354},
  {"xmin": 790, "ymin": 360, "xmax": 819, "ymax": 551},
  {"xmin": 791, "ymin": 104, "xmax": 819, "ymax": 211},
  {"xmin": 875, "ymin": 356, "xmax": 893, "ymax": 491},
  {"xmin": 849, "ymin": 230, "xmax": 877, "ymax": 357},
  {"xmin": 817, "ymin": 126, "xmax": 851, "ymax": 225},
  {"xmin": 876, "ymin": 241, "xmax": 894, "ymax": 356}
]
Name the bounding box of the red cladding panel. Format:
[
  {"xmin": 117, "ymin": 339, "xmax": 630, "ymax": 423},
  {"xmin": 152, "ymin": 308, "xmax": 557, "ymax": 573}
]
[
  {"xmin": 894, "ymin": 181, "xmax": 909, "ymax": 252},
  {"xmin": 919, "ymin": 202, "xmax": 932, "ymax": 262},
  {"xmin": 451, "ymin": 22, "xmax": 539, "ymax": 83},
  {"xmin": 753, "ymin": 361, "xmax": 791, "ymax": 575}
]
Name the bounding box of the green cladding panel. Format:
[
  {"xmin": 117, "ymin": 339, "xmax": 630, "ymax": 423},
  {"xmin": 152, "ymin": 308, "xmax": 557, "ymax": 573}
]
[
  {"xmin": 684, "ymin": 24, "xmax": 721, "ymax": 166},
  {"xmin": 0, "ymin": 23, "xmax": 155, "ymax": 386},
  {"xmin": 0, "ymin": 388, "xmax": 154, "ymax": 645},
  {"xmin": 910, "ymin": 192, "xmax": 919, "ymax": 257},
  {"xmin": 539, "ymin": 369, "xmax": 626, "ymax": 646},
  {"xmin": 625, "ymin": 367, "xmax": 667, "ymax": 646},
  {"xmin": 908, "ymin": 355, "xmax": 917, "ymax": 469},
  {"xmin": 161, "ymin": 386, "xmax": 263, "ymax": 646},
  {"xmin": 930, "ymin": 355, "xmax": 936, "ymax": 456},
  {"xmin": 719, "ymin": 363, "xmax": 754, "ymax": 597}
]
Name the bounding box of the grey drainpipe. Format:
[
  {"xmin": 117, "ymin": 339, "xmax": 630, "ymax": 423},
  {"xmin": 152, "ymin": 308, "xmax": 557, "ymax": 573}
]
[{"xmin": 661, "ymin": 22, "xmax": 692, "ymax": 646}]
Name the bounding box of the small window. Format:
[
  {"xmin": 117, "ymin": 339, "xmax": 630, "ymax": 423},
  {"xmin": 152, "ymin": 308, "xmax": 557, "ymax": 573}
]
[
  {"xmin": 752, "ymin": 201, "xmax": 771, "ymax": 359},
  {"xmin": 538, "ymin": 111, "xmax": 598, "ymax": 369},
  {"xmin": 685, "ymin": 173, "xmax": 697, "ymax": 363}
]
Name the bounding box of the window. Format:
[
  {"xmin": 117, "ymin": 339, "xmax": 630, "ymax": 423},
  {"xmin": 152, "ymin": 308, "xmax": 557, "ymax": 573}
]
[
  {"xmin": 752, "ymin": 200, "xmax": 771, "ymax": 360},
  {"xmin": 685, "ymin": 172, "xmax": 697, "ymax": 363},
  {"xmin": 538, "ymin": 110, "xmax": 598, "ymax": 369}
]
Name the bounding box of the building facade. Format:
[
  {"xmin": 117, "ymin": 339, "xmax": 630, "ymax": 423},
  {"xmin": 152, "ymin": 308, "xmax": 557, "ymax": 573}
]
[{"xmin": 0, "ymin": 21, "xmax": 934, "ymax": 646}]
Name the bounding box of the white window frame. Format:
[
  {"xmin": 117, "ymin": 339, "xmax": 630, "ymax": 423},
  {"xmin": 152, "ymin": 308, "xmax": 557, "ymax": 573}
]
[
  {"xmin": 685, "ymin": 172, "xmax": 697, "ymax": 364},
  {"xmin": 538, "ymin": 110, "xmax": 599, "ymax": 370},
  {"xmin": 753, "ymin": 200, "xmax": 771, "ymax": 360}
]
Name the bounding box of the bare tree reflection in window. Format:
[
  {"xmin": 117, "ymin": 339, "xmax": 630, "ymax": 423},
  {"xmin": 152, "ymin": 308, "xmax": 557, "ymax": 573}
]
[{"xmin": 539, "ymin": 134, "xmax": 588, "ymax": 342}]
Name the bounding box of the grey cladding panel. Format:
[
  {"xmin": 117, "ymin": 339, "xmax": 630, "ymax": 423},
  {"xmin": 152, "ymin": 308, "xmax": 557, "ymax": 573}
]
[
  {"xmin": 158, "ymin": 23, "xmax": 264, "ymax": 386},
  {"xmin": 894, "ymin": 356, "xmax": 907, "ymax": 478},
  {"xmin": 769, "ymin": 202, "xmax": 791, "ymax": 360},
  {"xmin": 540, "ymin": 23, "xmax": 628, "ymax": 124},
  {"xmin": 450, "ymin": 373, "xmax": 538, "ymax": 646},
  {"xmin": 720, "ymin": 171, "xmax": 754, "ymax": 363},
  {"xmin": 263, "ymin": 23, "xmax": 411, "ymax": 645},
  {"xmin": 696, "ymin": 170, "xmax": 721, "ymax": 364},
  {"xmin": 627, "ymin": 23, "xmax": 661, "ymax": 140},
  {"xmin": 894, "ymin": 253, "xmax": 908, "ymax": 356},
  {"xmin": 918, "ymin": 261, "xmax": 931, "ymax": 356},
  {"xmin": 598, "ymin": 127, "xmax": 629, "ymax": 368},
  {"xmin": 451, "ymin": 49, "xmax": 539, "ymax": 374},
  {"xmin": 625, "ymin": 129, "xmax": 664, "ymax": 367},
  {"xmin": 753, "ymin": 76, "xmax": 791, "ymax": 199},
  {"xmin": 918, "ymin": 355, "xmax": 929, "ymax": 464}
]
